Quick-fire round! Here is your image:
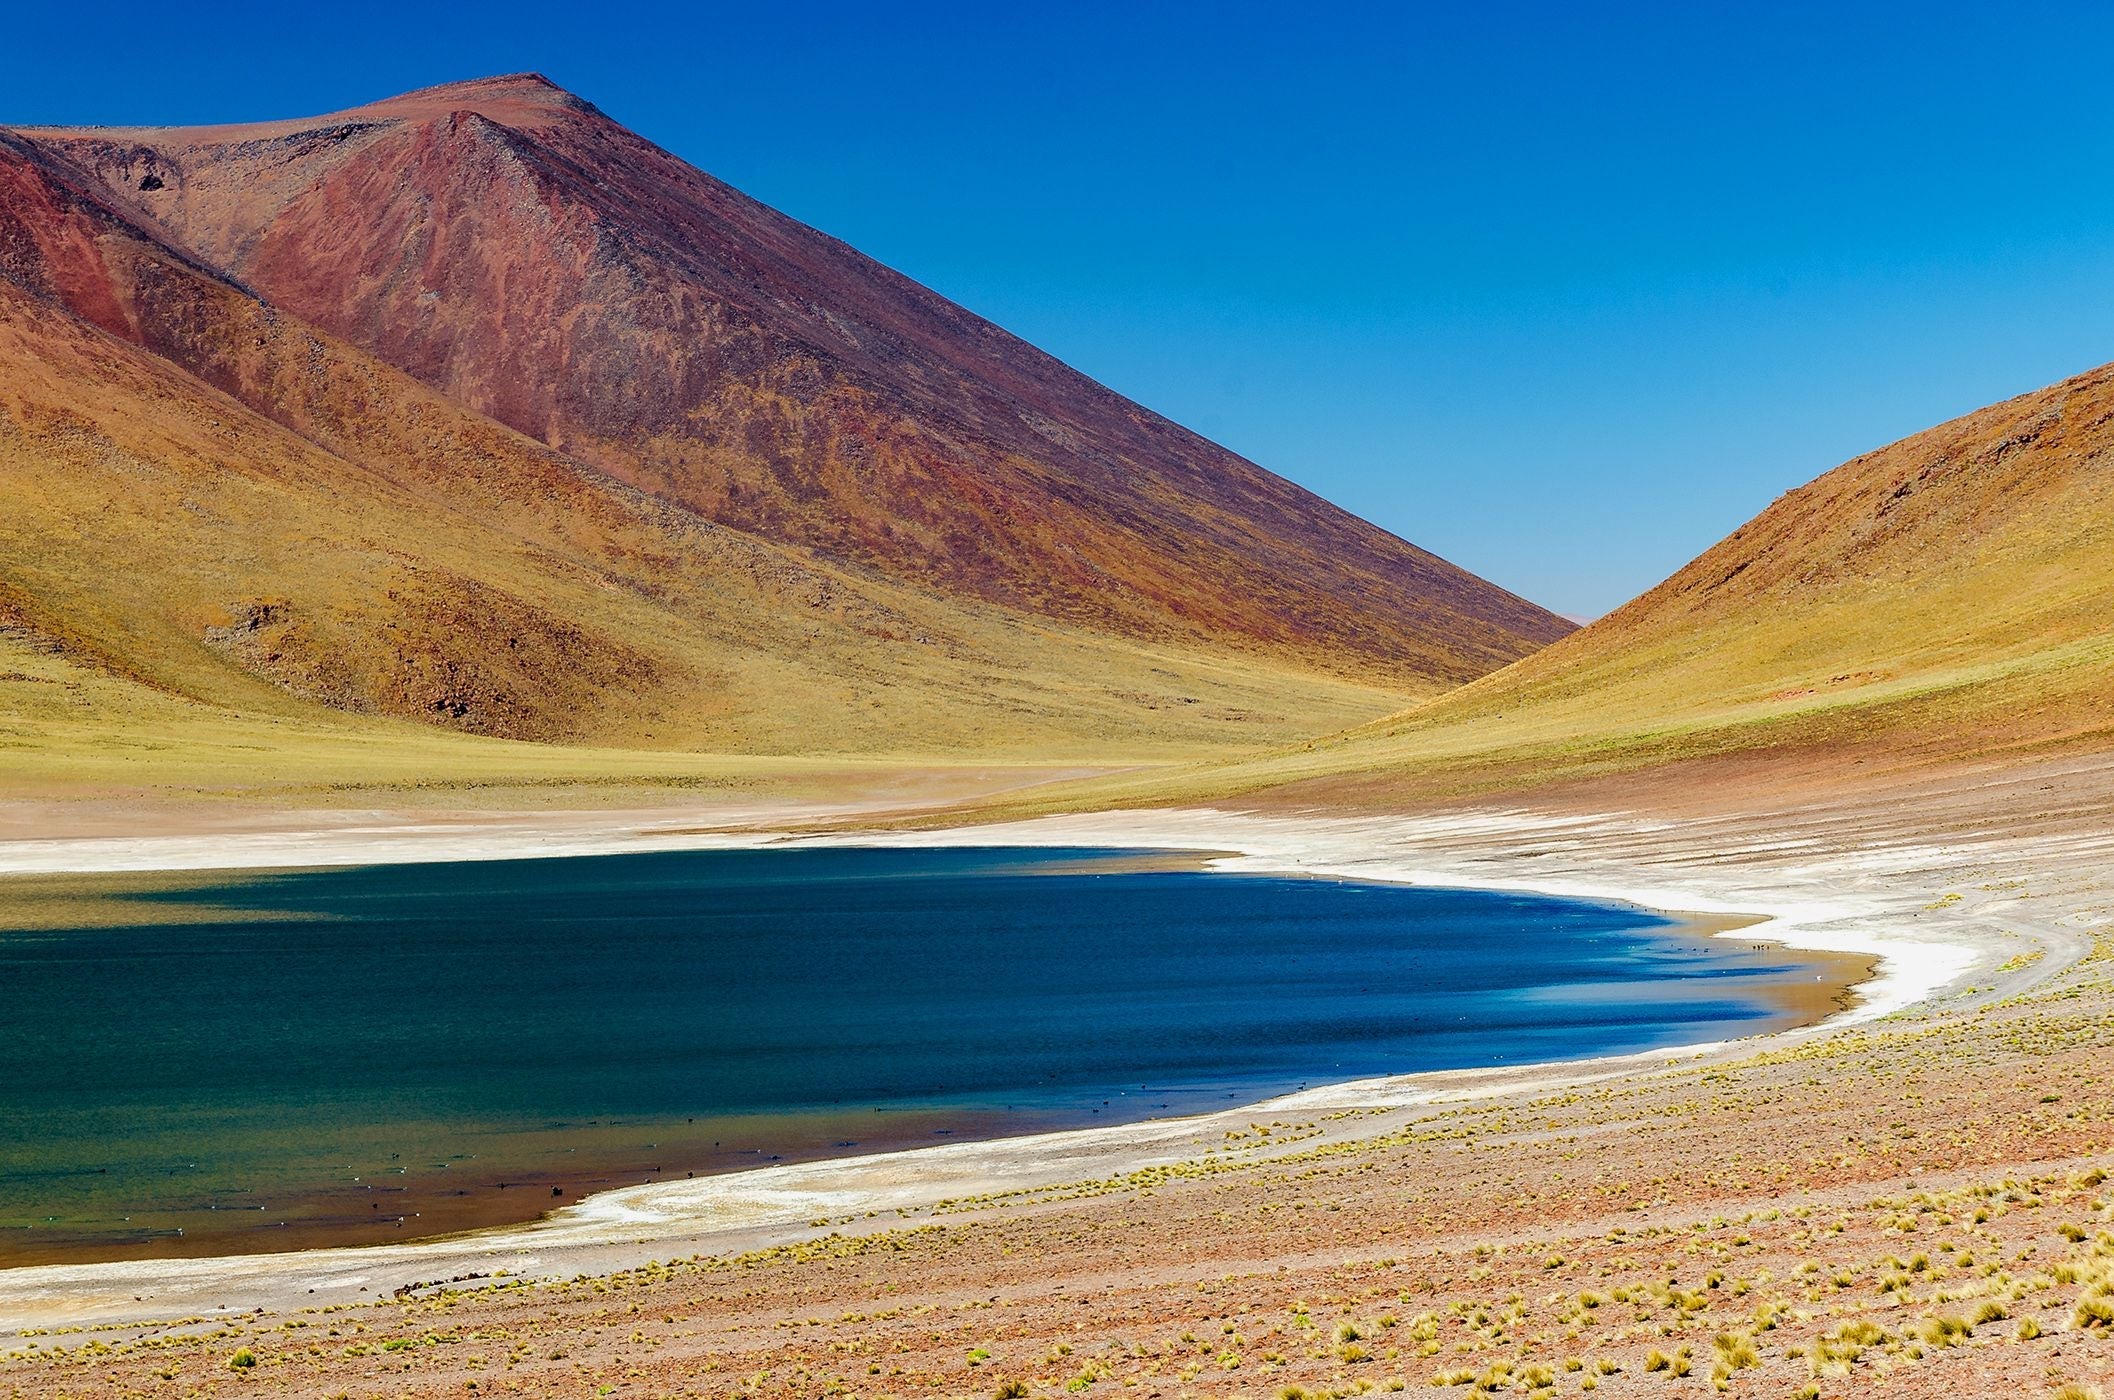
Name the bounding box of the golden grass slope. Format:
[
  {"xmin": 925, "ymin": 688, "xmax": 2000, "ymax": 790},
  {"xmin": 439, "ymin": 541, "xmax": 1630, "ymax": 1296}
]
[
  {"xmin": 0, "ymin": 218, "xmax": 1415, "ymax": 799},
  {"xmin": 981, "ymin": 359, "xmax": 2114, "ymax": 814}
]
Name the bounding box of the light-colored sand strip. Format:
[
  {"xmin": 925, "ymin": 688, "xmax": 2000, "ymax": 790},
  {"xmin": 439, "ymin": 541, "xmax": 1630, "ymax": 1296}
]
[
  {"xmin": 0, "ymin": 798, "xmax": 2095, "ymax": 1331},
  {"xmin": 0, "ymin": 803, "xmax": 792, "ymax": 875}
]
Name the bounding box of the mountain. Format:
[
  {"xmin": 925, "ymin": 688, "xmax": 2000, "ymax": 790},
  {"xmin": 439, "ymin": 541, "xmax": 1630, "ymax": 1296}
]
[
  {"xmin": 0, "ymin": 125, "xmax": 1380, "ymax": 776},
  {"xmin": 14, "ymin": 74, "xmax": 1569, "ymax": 687},
  {"xmin": 1003, "ymin": 358, "xmax": 2114, "ymax": 811},
  {"xmin": 0, "ymin": 78, "xmax": 1572, "ymax": 791}
]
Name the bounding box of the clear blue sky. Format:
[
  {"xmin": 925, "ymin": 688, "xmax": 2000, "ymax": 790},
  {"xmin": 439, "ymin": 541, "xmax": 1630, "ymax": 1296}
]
[{"xmin": 9, "ymin": 2, "xmax": 2114, "ymax": 617}]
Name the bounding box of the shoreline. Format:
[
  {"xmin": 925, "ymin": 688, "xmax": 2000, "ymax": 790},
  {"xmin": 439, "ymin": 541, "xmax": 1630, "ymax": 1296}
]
[
  {"xmin": 0, "ymin": 863, "xmax": 1855, "ymax": 1273},
  {"xmin": 0, "ymin": 800, "xmax": 2075, "ymax": 1331},
  {"xmin": 0, "ymin": 802, "xmax": 1999, "ymax": 1017}
]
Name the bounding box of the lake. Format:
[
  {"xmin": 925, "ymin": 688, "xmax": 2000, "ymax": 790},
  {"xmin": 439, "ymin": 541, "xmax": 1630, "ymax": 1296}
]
[{"xmin": 0, "ymin": 845, "xmax": 1857, "ymax": 1264}]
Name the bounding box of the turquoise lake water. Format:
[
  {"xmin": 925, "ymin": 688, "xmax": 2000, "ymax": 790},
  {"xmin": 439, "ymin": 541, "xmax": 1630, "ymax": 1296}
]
[{"xmin": 0, "ymin": 846, "xmax": 1845, "ymax": 1263}]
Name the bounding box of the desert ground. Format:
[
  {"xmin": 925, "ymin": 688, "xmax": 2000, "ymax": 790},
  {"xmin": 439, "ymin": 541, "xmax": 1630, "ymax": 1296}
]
[{"xmin": 2, "ymin": 750, "xmax": 2113, "ymax": 1398}]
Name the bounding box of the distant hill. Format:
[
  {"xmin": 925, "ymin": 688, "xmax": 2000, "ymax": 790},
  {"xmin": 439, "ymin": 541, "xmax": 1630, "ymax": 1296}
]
[
  {"xmin": 0, "ymin": 78, "xmax": 1571, "ymax": 788},
  {"xmin": 1019, "ymin": 358, "xmax": 2114, "ymax": 809}
]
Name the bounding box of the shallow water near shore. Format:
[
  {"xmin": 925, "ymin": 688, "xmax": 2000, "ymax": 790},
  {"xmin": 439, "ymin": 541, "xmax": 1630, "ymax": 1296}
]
[{"xmin": 0, "ymin": 845, "xmax": 1859, "ymax": 1266}]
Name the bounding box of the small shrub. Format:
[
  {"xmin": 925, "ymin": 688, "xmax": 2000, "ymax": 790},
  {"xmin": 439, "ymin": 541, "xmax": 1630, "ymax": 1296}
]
[{"xmin": 227, "ymin": 1348, "xmax": 257, "ymax": 1370}]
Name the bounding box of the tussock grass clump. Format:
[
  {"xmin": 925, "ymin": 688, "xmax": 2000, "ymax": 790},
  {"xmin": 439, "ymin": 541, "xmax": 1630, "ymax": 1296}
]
[
  {"xmin": 1711, "ymin": 1330, "xmax": 1760, "ymax": 1369},
  {"xmin": 2071, "ymin": 1292, "xmax": 2114, "ymax": 1329},
  {"xmin": 1808, "ymin": 1319, "xmax": 1888, "ymax": 1376}
]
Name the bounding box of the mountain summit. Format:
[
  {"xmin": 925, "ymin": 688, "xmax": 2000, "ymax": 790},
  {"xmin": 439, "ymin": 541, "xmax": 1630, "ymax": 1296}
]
[{"xmin": 0, "ymin": 78, "xmax": 1569, "ymax": 770}]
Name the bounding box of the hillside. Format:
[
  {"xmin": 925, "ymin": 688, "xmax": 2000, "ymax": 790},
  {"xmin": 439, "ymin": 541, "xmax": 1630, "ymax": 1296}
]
[
  {"xmin": 14, "ymin": 74, "xmax": 1570, "ymax": 690},
  {"xmin": 0, "ymin": 81, "xmax": 1575, "ymax": 796},
  {"xmin": 0, "ymin": 128, "xmax": 1386, "ymax": 792},
  {"xmin": 998, "ymin": 358, "xmax": 2114, "ymax": 811}
]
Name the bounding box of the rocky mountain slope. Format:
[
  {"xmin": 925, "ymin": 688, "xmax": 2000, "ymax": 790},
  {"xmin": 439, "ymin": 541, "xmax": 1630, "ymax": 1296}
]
[
  {"xmin": 15, "ymin": 75, "xmax": 1569, "ymax": 690},
  {"xmin": 0, "ymin": 79, "xmax": 1573, "ymax": 788}
]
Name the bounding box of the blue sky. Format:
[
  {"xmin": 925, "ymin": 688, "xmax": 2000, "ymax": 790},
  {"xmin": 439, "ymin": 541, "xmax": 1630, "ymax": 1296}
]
[{"xmin": 10, "ymin": 2, "xmax": 2114, "ymax": 616}]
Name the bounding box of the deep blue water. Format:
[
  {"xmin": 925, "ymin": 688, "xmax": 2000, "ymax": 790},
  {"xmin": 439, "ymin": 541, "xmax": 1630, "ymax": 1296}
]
[{"xmin": 0, "ymin": 845, "xmax": 1836, "ymax": 1263}]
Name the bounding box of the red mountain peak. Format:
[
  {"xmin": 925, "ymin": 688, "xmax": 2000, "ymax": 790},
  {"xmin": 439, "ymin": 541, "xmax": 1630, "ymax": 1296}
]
[
  {"xmin": 338, "ymin": 73, "xmax": 592, "ymax": 130},
  {"xmin": 1, "ymin": 79, "xmax": 1575, "ymax": 691}
]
